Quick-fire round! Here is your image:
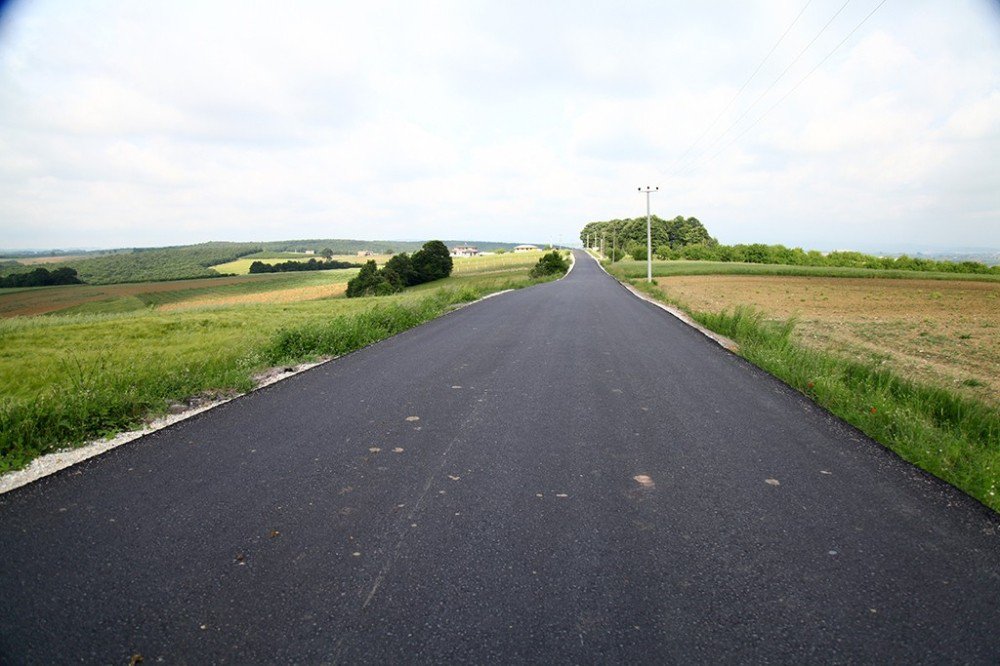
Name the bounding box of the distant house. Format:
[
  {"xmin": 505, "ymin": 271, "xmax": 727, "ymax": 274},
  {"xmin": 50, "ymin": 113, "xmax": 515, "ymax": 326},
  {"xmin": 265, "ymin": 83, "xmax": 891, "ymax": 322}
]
[
  {"xmin": 514, "ymin": 244, "xmax": 538, "ymax": 253},
  {"xmin": 450, "ymin": 245, "xmax": 480, "ymax": 257},
  {"xmin": 357, "ymin": 250, "xmax": 375, "ymax": 257},
  {"xmin": 303, "ymin": 249, "xmax": 316, "ymax": 255}
]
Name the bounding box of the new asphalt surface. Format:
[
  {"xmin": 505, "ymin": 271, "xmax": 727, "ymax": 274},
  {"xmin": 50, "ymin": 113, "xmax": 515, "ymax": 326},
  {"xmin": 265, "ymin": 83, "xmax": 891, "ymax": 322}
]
[{"xmin": 1, "ymin": 251, "xmax": 998, "ymax": 664}]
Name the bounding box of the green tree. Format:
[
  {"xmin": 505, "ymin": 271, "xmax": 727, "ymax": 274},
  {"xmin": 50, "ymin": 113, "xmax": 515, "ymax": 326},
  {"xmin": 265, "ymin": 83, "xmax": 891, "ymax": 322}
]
[
  {"xmin": 384, "ymin": 252, "xmax": 418, "ymax": 286},
  {"xmin": 529, "ymin": 251, "xmax": 569, "ymax": 278},
  {"xmin": 411, "ymin": 240, "xmax": 453, "ymax": 282},
  {"xmin": 346, "ymin": 261, "xmax": 385, "ymax": 297},
  {"xmin": 321, "ymin": 247, "xmax": 334, "ymax": 260}
]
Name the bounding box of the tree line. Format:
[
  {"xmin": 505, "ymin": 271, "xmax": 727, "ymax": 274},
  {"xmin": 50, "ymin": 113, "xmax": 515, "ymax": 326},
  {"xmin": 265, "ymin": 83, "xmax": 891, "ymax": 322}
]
[
  {"xmin": 346, "ymin": 241, "xmax": 453, "ymax": 297},
  {"xmin": 0, "ymin": 266, "xmax": 82, "ymax": 288},
  {"xmin": 248, "ymin": 258, "xmax": 361, "ymax": 274},
  {"xmin": 580, "ymin": 216, "xmax": 716, "ymax": 260},
  {"xmin": 650, "ymin": 243, "xmax": 999, "ymax": 274},
  {"xmin": 580, "ymin": 216, "xmax": 998, "ymax": 275}
]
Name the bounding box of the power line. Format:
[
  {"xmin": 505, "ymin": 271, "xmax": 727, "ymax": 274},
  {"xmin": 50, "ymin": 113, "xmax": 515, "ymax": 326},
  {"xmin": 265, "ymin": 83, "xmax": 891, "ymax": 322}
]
[
  {"xmin": 680, "ymin": 0, "xmax": 853, "ymax": 174},
  {"xmin": 702, "ymin": 0, "xmax": 890, "ymax": 166},
  {"xmin": 668, "ymin": 0, "xmax": 815, "ymax": 174}
]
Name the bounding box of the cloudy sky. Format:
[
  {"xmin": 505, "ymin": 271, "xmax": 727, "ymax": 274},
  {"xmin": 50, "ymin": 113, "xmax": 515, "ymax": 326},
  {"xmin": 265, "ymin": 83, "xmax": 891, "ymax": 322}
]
[{"xmin": 0, "ymin": 0, "xmax": 998, "ymax": 251}]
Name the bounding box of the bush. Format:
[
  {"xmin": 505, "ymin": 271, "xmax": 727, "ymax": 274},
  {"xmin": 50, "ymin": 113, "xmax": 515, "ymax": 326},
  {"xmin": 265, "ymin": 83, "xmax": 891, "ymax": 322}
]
[
  {"xmin": 529, "ymin": 251, "xmax": 570, "ymax": 278},
  {"xmin": 0, "ymin": 266, "xmax": 83, "ymax": 288},
  {"xmin": 346, "ymin": 261, "xmax": 397, "ymax": 297},
  {"xmin": 607, "ymin": 247, "xmax": 628, "ymax": 262},
  {"xmin": 346, "ymin": 241, "xmax": 454, "ymax": 298}
]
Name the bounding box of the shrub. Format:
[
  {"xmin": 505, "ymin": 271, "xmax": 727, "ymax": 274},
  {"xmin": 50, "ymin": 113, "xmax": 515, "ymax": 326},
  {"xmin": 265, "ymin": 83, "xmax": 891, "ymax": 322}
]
[
  {"xmin": 346, "ymin": 241, "xmax": 454, "ymax": 298},
  {"xmin": 346, "ymin": 261, "xmax": 398, "ymax": 297},
  {"xmin": 529, "ymin": 251, "xmax": 570, "ymax": 278}
]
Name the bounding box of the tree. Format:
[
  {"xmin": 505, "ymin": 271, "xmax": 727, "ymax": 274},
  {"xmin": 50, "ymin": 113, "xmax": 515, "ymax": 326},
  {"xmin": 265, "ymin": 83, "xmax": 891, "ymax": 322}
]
[
  {"xmin": 411, "ymin": 240, "xmax": 453, "ymax": 282},
  {"xmin": 346, "ymin": 261, "xmax": 385, "ymax": 297},
  {"xmin": 384, "ymin": 252, "xmax": 418, "ymax": 286},
  {"xmin": 321, "ymin": 247, "xmax": 334, "ymax": 260}
]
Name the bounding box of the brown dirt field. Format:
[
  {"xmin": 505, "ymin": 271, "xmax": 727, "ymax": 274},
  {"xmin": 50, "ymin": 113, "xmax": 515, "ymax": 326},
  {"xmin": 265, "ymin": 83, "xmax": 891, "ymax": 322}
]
[
  {"xmin": 158, "ymin": 283, "xmax": 348, "ymax": 311},
  {"xmin": 0, "ymin": 276, "xmax": 253, "ymax": 318},
  {"xmin": 652, "ymin": 276, "xmax": 1000, "ymax": 405}
]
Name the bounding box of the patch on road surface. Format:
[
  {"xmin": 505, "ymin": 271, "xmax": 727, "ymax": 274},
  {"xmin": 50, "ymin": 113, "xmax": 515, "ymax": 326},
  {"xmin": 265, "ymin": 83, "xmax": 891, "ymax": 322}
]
[{"xmin": 633, "ymin": 474, "xmax": 655, "ymax": 488}]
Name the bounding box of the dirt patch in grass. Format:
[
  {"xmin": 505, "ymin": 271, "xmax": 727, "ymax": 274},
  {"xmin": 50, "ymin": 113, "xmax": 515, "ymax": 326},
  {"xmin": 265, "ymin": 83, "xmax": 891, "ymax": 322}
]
[
  {"xmin": 157, "ymin": 283, "xmax": 348, "ymax": 311},
  {"xmin": 653, "ymin": 275, "xmax": 1000, "ymax": 405}
]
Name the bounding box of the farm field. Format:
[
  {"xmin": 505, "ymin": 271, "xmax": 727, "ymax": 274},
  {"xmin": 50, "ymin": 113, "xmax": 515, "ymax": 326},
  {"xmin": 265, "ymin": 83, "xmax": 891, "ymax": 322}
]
[
  {"xmin": 452, "ymin": 250, "xmax": 546, "ymax": 274},
  {"xmin": 0, "ymin": 250, "xmax": 550, "ymax": 472},
  {"xmin": 211, "ymin": 253, "xmax": 378, "ymax": 275},
  {"xmin": 0, "ymin": 251, "xmax": 552, "ymax": 317},
  {"xmin": 610, "ymin": 258, "xmax": 1000, "ymax": 283},
  {"xmin": 7, "ymin": 254, "xmax": 96, "ymax": 265},
  {"xmin": 211, "ymin": 249, "xmax": 550, "ymax": 276},
  {"xmin": 645, "ymin": 275, "xmax": 999, "ymax": 406},
  {"xmin": 605, "ymin": 257, "xmax": 999, "ymax": 512},
  {"xmin": 0, "ymin": 269, "xmax": 362, "ymax": 318}
]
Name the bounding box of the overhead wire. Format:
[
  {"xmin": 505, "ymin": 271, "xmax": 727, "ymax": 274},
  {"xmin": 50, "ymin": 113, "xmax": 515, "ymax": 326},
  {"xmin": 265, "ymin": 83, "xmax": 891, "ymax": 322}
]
[
  {"xmin": 700, "ymin": 0, "xmax": 890, "ymax": 167},
  {"xmin": 676, "ymin": 0, "xmax": 853, "ymax": 176},
  {"xmin": 667, "ymin": 0, "xmax": 815, "ymax": 173}
]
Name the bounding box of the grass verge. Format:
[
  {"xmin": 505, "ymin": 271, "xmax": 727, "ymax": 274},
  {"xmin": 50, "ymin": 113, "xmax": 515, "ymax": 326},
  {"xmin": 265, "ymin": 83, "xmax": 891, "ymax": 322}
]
[
  {"xmin": 629, "ymin": 279, "xmax": 999, "ymax": 513},
  {"xmin": 0, "ymin": 273, "xmax": 543, "ymax": 474}
]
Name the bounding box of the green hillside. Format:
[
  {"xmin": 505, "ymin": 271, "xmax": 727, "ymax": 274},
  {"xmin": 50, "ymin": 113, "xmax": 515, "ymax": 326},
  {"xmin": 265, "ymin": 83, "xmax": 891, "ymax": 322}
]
[{"xmin": 1, "ymin": 239, "xmax": 548, "ymax": 285}]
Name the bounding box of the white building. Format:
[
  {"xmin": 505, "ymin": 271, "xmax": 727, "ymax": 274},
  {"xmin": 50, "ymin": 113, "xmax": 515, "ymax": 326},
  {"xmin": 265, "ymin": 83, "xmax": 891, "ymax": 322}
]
[
  {"xmin": 514, "ymin": 244, "xmax": 539, "ymax": 253},
  {"xmin": 450, "ymin": 245, "xmax": 480, "ymax": 257}
]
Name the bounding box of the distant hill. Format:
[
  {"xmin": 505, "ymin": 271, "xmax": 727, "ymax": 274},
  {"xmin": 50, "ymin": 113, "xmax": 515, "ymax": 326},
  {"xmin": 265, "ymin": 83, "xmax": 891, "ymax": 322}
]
[{"xmin": 0, "ymin": 239, "xmax": 546, "ymax": 285}]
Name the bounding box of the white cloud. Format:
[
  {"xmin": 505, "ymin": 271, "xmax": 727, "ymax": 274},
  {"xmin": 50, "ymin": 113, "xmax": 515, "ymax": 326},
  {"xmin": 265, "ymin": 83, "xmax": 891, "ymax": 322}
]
[{"xmin": 0, "ymin": 0, "xmax": 998, "ymax": 251}]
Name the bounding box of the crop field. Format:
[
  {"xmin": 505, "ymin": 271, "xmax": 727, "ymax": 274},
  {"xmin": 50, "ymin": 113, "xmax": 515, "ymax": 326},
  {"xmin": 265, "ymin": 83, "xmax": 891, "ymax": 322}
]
[
  {"xmin": 609, "ymin": 258, "xmax": 1000, "ymax": 283},
  {"xmin": 7, "ymin": 254, "xmax": 95, "ymax": 265},
  {"xmin": 0, "ymin": 259, "xmax": 552, "ymax": 473},
  {"xmin": 648, "ymin": 275, "xmax": 999, "ymax": 405},
  {"xmin": 452, "ymin": 250, "xmax": 546, "ymax": 274},
  {"xmin": 211, "ymin": 253, "xmax": 378, "ymax": 275},
  {"xmin": 618, "ymin": 263, "xmax": 1000, "ymax": 511},
  {"xmin": 0, "ymin": 269, "xmax": 362, "ymax": 318}
]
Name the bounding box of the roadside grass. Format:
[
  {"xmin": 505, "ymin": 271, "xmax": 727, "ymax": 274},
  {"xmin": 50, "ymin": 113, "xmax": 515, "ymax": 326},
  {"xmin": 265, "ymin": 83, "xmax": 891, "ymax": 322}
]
[
  {"xmin": 634, "ymin": 274, "xmax": 1000, "ymax": 406},
  {"xmin": 609, "ymin": 259, "xmax": 1000, "ymax": 283},
  {"xmin": 629, "ymin": 278, "xmax": 1000, "ymax": 513},
  {"xmin": 0, "ymin": 269, "xmax": 541, "ymax": 473}
]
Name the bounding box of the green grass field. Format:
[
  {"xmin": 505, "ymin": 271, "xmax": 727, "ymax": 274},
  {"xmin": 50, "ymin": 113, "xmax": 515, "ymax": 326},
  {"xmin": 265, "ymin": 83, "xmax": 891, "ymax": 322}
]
[{"xmin": 0, "ymin": 251, "xmax": 550, "ymax": 473}]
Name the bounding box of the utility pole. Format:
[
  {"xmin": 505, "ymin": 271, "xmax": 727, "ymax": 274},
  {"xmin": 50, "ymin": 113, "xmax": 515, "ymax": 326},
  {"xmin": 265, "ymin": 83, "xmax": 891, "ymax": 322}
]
[{"xmin": 638, "ymin": 186, "xmax": 658, "ymax": 282}]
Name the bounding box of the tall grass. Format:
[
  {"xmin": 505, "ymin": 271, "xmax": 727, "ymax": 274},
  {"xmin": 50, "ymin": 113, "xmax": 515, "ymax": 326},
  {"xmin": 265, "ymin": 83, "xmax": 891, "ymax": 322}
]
[
  {"xmin": 0, "ymin": 275, "xmax": 537, "ymax": 473},
  {"xmin": 687, "ymin": 303, "xmax": 999, "ymax": 512}
]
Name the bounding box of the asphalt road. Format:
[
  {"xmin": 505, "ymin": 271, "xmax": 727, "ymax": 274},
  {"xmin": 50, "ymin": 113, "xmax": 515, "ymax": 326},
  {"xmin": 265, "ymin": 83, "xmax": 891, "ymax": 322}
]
[{"xmin": 1, "ymin": 251, "xmax": 998, "ymax": 664}]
